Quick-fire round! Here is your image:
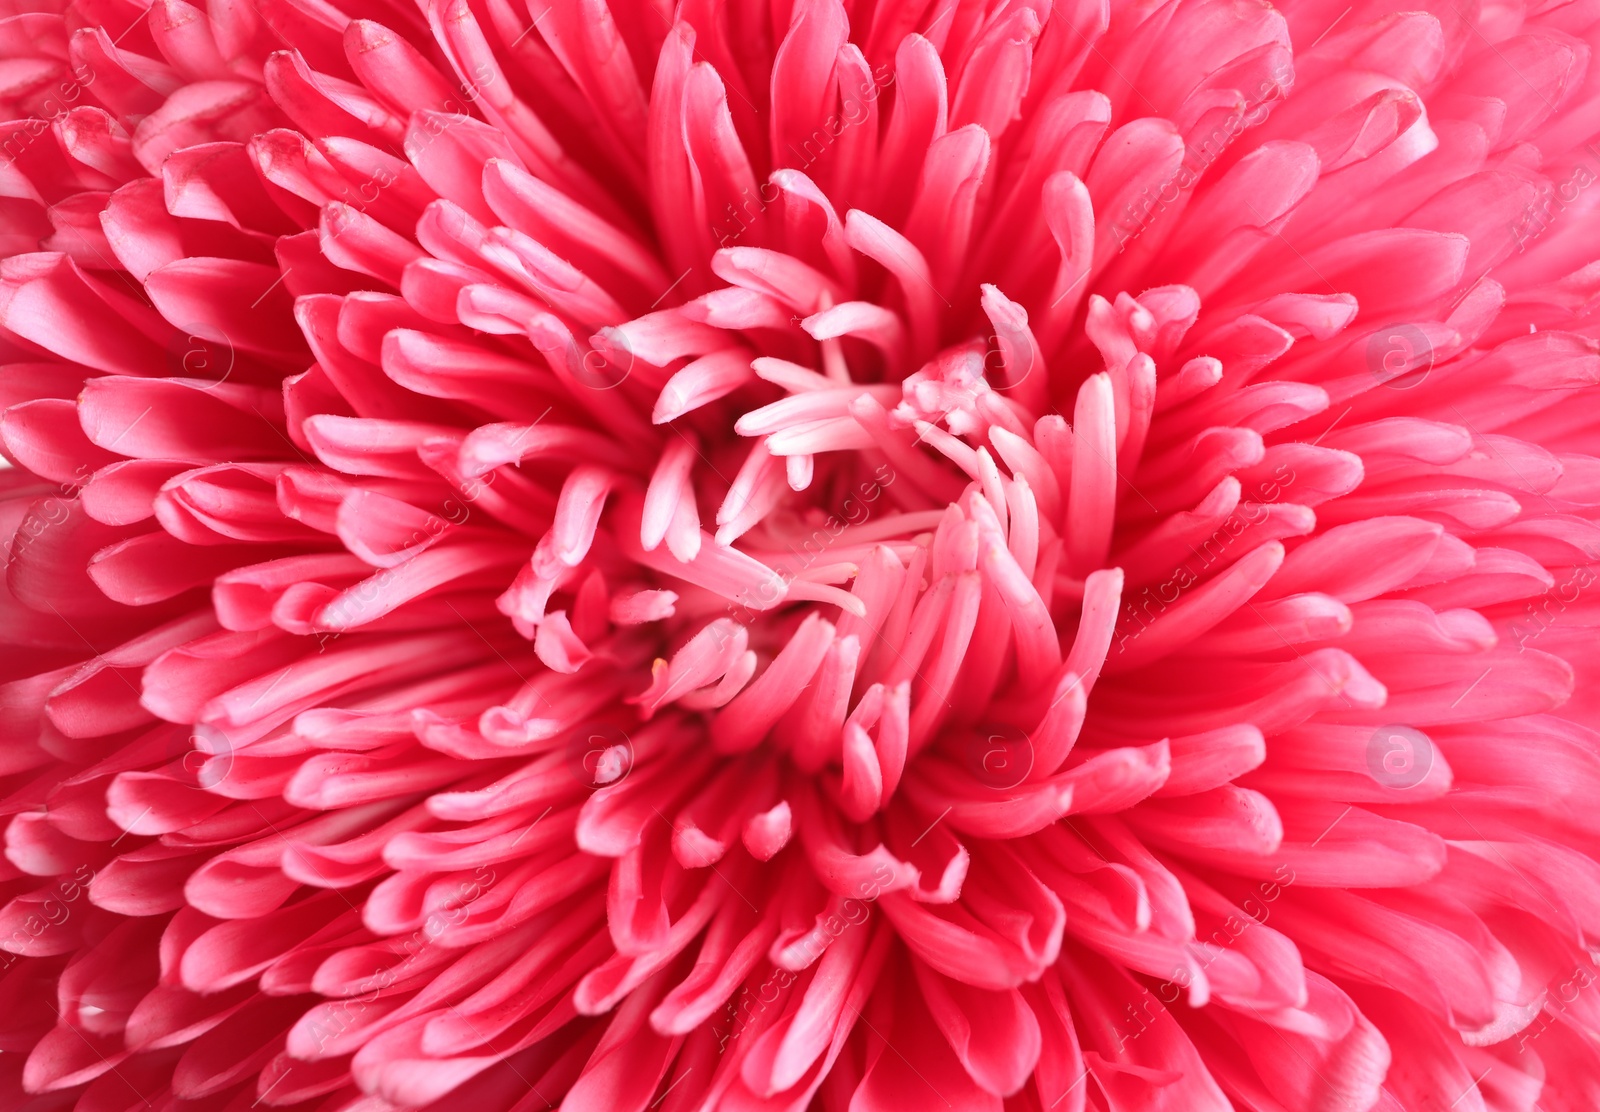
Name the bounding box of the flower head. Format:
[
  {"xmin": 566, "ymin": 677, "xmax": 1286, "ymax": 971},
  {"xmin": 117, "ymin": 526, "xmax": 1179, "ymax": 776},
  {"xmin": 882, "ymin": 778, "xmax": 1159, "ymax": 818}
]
[{"xmin": 1, "ymin": 0, "xmax": 1599, "ymax": 1108}]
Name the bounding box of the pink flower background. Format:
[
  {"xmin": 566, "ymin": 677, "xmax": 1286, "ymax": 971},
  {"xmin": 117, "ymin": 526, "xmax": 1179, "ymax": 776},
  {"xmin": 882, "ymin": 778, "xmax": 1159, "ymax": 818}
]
[{"xmin": 0, "ymin": 0, "xmax": 1599, "ymax": 1107}]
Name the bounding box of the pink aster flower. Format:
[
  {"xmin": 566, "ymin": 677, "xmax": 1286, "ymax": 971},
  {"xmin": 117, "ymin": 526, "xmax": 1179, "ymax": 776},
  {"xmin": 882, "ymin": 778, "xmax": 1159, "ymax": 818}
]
[{"xmin": 2, "ymin": 0, "xmax": 1600, "ymax": 1107}]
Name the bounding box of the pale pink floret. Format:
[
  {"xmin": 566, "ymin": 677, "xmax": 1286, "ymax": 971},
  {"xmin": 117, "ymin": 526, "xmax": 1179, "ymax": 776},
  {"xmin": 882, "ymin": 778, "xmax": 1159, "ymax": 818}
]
[{"xmin": 0, "ymin": 0, "xmax": 1599, "ymax": 1108}]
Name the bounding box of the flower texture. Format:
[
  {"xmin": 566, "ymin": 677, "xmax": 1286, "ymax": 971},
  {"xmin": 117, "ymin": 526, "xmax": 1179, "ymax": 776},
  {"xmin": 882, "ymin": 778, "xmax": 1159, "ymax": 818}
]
[{"xmin": 1, "ymin": 0, "xmax": 1600, "ymax": 1108}]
